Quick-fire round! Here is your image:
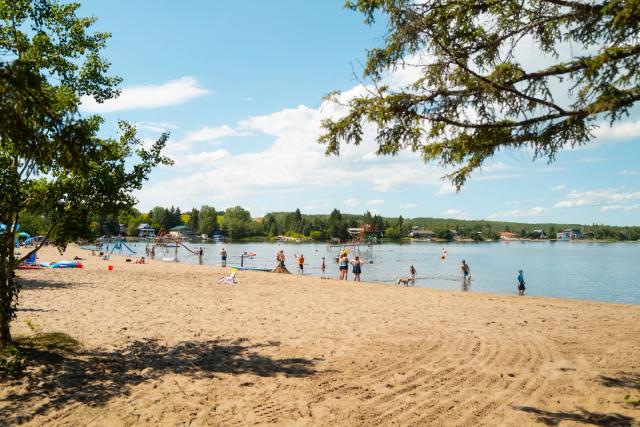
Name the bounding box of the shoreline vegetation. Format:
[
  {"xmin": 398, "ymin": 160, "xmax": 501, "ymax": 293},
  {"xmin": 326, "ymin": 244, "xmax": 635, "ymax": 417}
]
[{"xmin": 21, "ymin": 205, "xmax": 640, "ymax": 244}]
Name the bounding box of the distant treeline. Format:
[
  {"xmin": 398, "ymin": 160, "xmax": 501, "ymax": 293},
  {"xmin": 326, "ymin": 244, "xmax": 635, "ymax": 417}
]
[{"xmin": 18, "ymin": 205, "xmax": 640, "ymax": 242}]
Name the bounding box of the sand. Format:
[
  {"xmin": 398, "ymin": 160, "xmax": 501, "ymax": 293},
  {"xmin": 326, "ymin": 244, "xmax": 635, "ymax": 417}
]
[{"xmin": 1, "ymin": 244, "xmax": 639, "ymax": 426}]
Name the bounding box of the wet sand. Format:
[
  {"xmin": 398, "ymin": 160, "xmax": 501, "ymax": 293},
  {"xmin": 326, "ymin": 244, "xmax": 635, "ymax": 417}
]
[{"xmin": 2, "ymin": 244, "xmax": 639, "ymax": 425}]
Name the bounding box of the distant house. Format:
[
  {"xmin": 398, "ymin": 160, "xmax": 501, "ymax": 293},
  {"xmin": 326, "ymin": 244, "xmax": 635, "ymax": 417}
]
[
  {"xmin": 556, "ymin": 228, "xmax": 583, "ymax": 240},
  {"xmin": 347, "ymin": 228, "xmax": 364, "ymax": 238},
  {"xmin": 532, "ymin": 229, "xmax": 547, "ymax": 239},
  {"xmin": 137, "ymin": 223, "xmax": 156, "ymax": 238},
  {"xmin": 169, "ymin": 225, "xmax": 193, "ymax": 238},
  {"xmin": 498, "ymin": 231, "xmax": 519, "ymax": 240},
  {"xmin": 409, "ymin": 229, "xmax": 435, "ymax": 239}
]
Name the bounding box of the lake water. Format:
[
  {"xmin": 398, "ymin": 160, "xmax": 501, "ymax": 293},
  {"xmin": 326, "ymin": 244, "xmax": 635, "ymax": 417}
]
[{"xmin": 105, "ymin": 240, "xmax": 640, "ymax": 305}]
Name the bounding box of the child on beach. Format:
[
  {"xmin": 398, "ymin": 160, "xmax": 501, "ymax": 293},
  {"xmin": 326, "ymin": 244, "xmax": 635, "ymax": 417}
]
[
  {"xmin": 517, "ymin": 270, "xmax": 526, "ymax": 296},
  {"xmin": 298, "ymin": 254, "xmax": 305, "ymax": 274},
  {"xmin": 461, "ymin": 260, "xmax": 471, "ymax": 282},
  {"xmin": 351, "ymin": 256, "xmax": 362, "ymax": 282}
]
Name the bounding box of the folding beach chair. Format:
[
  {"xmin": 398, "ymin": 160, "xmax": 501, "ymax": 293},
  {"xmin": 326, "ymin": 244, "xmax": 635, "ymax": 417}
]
[
  {"xmin": 25, "ymin": 251, "xmax": 37, "ymax": 266},
  {"xmin": 218, "ymin": 268, "xmax": 237, "ymax": 285}
]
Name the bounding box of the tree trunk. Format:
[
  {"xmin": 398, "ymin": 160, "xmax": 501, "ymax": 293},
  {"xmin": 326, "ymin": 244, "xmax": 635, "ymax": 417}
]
[{"xmin": 0, "ymin": 260, "xmax": 13, "ymax": 348}]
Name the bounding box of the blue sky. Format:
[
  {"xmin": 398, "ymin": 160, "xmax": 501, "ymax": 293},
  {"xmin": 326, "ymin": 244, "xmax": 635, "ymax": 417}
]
[{"xmin": 78, "ymin": 1, "xmax": 640, "ymax": 226}]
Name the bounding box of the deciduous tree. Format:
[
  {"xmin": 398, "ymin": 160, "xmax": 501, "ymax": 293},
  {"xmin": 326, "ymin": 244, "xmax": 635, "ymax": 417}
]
[{"xmin": 0, "ymin": 1, "xmax": 171, "ymax": 347}]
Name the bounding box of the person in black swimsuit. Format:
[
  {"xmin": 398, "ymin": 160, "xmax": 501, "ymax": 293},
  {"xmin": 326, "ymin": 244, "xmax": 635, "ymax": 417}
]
[{"xmin": 351, "ymin": 256, "xmax": 362, "ymax": 281}]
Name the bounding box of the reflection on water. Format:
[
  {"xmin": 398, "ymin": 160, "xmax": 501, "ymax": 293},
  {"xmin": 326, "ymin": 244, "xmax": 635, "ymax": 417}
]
[{"xmin": 86, "ymin": 240, "xmax": 640, "ymax": 304}]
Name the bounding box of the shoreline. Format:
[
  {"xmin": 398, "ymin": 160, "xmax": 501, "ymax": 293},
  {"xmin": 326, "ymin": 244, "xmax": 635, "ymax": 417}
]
[
  {"xmin": 78, "ymin": 242, "xmax": 640, "ymax": 306},
  {"xmin": 4, "ymin": 244, "xmax": 639, "ymax": 425}
]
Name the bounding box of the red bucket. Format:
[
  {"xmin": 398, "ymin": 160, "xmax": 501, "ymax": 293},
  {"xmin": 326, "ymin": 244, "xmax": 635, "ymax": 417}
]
[{"xmin": 108, "ymin": 265, "xmax": 113, "ymax": 271}]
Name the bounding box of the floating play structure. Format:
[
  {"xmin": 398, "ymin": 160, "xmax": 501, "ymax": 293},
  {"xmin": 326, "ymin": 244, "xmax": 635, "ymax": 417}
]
[{"xmin": 150, "ymin": 229, "xmax": 197, "ymax": 262}]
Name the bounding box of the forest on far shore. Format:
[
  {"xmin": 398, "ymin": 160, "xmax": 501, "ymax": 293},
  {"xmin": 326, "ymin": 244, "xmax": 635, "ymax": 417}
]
[{"xmin": 18, "ymin": 205, "xmax": 640, "ymax": 242}]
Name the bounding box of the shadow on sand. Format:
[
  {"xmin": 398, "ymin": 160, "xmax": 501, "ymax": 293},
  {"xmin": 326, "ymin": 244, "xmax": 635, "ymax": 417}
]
[
  {"xmin": 599, "ymin": 372, "xmax": 640, "ymax": 390},
  {"xmin": 17, "ymin": 276, "xmax": 86, "ymax": 290},
  {"xmin": 1, "ymin": 335, "xmax": 317, "ymax": 424},
  {"xmin": 514, "ymin": 405, "xmax": 635, "ymax": 426}
]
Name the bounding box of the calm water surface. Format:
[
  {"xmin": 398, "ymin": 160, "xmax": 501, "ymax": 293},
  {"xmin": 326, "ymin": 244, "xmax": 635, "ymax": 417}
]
[{"xmin": 111, "ymin": 240, "xmax": 639, "ymax": 305}]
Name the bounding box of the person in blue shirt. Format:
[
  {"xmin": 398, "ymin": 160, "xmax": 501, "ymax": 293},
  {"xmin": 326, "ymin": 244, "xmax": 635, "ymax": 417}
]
[{"xmin": 517, "ymin": 270, "xmax": 526, "ymax": 296}]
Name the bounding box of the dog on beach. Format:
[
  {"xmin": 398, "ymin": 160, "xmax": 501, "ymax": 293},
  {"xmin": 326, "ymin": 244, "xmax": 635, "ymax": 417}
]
[{"xmin": 396, "ymin": 277, "xmax": 414, "ymax": 286}]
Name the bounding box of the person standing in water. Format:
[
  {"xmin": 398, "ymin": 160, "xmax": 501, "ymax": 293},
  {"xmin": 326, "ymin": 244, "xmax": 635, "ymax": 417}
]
[
  {"xmin": 517, "ymin": 270, "xmax": 526, "ymax": 296},
  {"xmin": 461, "ymin": 259, "xmax": 471, "ymax": 282},
  {"xmin": 298, "ymin": 254, "xmax": 305, "ymax": 274},
  {"xmin": 410, "ymin": 265, "xmax": 417, "ymax": 283},
  {"xmin": 220, "ymin": 247, "xmax": 227, "ymax": 267},
  {"xmin": 321, "ymin": 257, "xmax": 326, "ymax": 278},
  {"xmin": 351, "ymin": 256, "xmax": 362, "ymax": 282},
  {"xmin": 339, "ymin": 252, "xmax": 349, "ymax": 280}
]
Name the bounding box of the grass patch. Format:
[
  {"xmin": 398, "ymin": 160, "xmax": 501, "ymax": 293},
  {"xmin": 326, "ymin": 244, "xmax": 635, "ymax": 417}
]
[
  {"xmin": 15, "ymin": 332, "xmax": 82, "ymax": 353},
  {"xmin": 0, "ymin": 344, "xmax": 24, "ymax": 377}
]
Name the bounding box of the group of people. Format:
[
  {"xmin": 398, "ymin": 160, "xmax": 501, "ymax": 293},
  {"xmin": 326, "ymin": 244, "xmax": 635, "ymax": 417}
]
[
  {"xmin": 217, "ymin": 246, "xmax": 527, "ymax": 295},
  {"xmin": 271, "ymin": 250, "xmax": 363, "ymax": 281},
  {"xmin": 337, "ymin": 252, "xmax": 362, "ymax": 281}
]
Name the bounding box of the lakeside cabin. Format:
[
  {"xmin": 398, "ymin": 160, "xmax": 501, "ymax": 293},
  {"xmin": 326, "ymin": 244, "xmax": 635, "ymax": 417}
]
[
  {"xmin": 137, "ymin": 223, "xmax": 156, "ymax": 238},
  {"xmin": 556, "ymin": 228, "xmax": 584, "ymax": 241},
  {"xmin": 409, "ymin": 228, "xmax": 435, "ymax": 239},
  {"xmin": 498, "ymin": 231, "xmax": 519, "ymax": 240},
  {"xmin": 532, "ymin": 229, "xmax": 547, "ymax": 239},
  {"xmin": 169, "ymin": 225, "xmax": 194, "ymax": 239}
]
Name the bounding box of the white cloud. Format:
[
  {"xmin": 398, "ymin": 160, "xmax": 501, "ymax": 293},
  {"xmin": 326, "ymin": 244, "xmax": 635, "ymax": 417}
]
[
  {"xmin": 137, "ymin": 90, "xmax": 449, "ymax": 209},
  {"xmin": 600, "ymin": 204, "xmax": 640, "ymax": 212},
  {"xmin": 480, "ymin": 162, "xmax": 513, "ymax": 173},
  {"xmin": 182, "ymin": 125, "xmax": 245, "ymax": 143},
  {"xmin": 400, "ymin": 203, "xmax": 418, "ymax": 209},
  {"xmin": 135, "ymin": 121, "xmax": 178, "ymax": 133},
  {"xmin": 593, "ymin": 120, "xmax": 640, "ymax": 140},
  {"xmin": 618, "ymin": 169, "xmax": 638, "ymax": 176},
  {"xmin": 550, "ymin": 185, "xmax": 566, "ymax": 191},
  {"xmin": 81, "ymin": 76, "xmax": 210, "ymax": 113},
  {"xmin": 158, "ymin": 124, "xmax": 249, "ymax": 169},
  {"xmin": 443, "ymin": 209, "xmax": 468, "ymax": 220},
  {"xmin": 366, "ymin": 199, "xmax": 384, "ymax": 206},
  {"xmin": 343, "ymin": 198, "xmax": 359, "ymax": 207},
  {"xmin": 171, "ymin": 149, "xmax": 230, "ymax": 167},
  {"xmin": 488, "ymin": 207, "xmax": 548, "ymax": 220},
  {"xmin": 435, "ymin": 182, "xmax": 457, "ymax": 196},
  {"xmin": 555, "ymin": 189, "xmax": 640, "ymax": 208}
]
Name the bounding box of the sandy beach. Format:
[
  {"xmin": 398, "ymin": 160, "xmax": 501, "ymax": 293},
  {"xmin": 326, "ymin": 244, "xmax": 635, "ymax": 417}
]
[{"xmin": 1, "ymin": 244, "xmax": 639, "ymax": 426}]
